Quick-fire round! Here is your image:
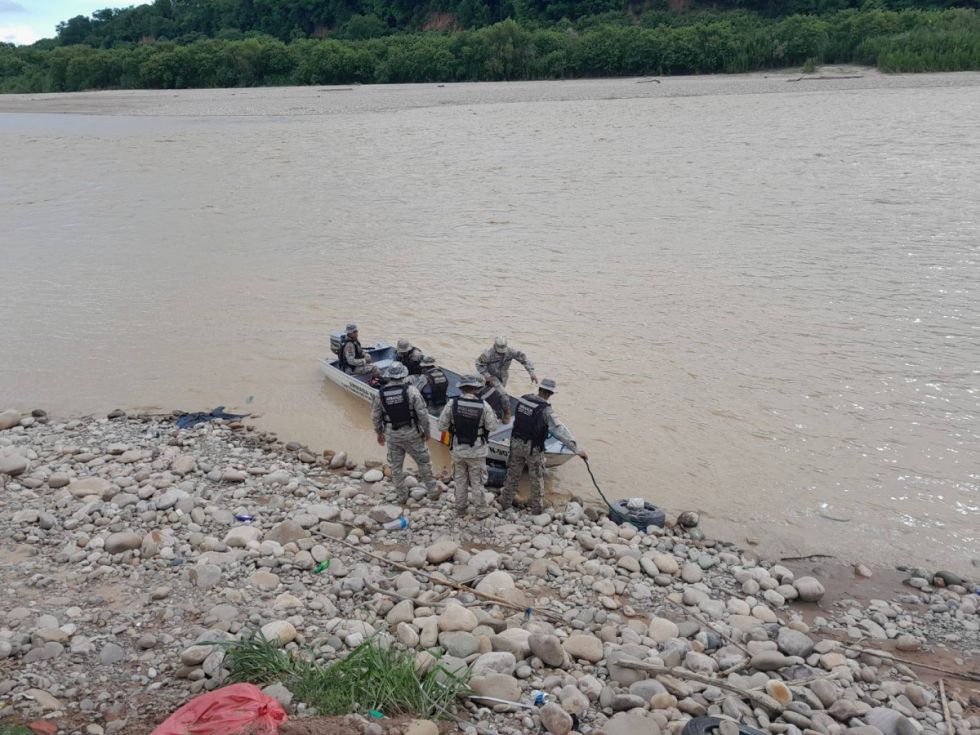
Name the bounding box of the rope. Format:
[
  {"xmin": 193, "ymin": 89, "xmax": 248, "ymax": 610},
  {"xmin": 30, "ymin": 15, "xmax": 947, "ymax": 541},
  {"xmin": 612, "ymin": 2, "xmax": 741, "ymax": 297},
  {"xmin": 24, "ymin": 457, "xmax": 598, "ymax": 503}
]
[{"xmin": 582, "ymin": 458, "xmax": 618, "ymax": 514}]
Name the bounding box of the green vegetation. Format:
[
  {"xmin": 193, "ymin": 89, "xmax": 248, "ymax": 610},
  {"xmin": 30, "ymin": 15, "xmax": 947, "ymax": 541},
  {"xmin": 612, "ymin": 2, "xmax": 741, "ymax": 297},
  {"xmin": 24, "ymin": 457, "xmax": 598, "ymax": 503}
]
[
  {"xmin": 221, "ymin": 633, "xmax": 470, "ymax": 719},
  {"xmin": 0, "ymin": 724, "xmax": 34, "ymax": 735},
  {"xmin": 1, "ymin": 2, "xmax": 979, "ymax": 92}
]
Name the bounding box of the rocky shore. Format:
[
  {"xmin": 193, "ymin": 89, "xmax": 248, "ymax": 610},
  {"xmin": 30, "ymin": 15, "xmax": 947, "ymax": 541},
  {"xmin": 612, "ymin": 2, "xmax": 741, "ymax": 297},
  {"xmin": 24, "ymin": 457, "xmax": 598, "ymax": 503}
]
[{"xmin": 0, "ymin": 407, "xmax": 978, "ymax": 735}]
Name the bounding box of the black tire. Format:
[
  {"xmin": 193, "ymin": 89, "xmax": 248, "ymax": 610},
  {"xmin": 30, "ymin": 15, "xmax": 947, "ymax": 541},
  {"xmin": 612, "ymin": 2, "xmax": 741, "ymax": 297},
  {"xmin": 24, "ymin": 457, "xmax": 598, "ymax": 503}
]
[
  {"xmin": 609, "ymin": 499, "xmax": 666, "ymax": 528},
  {"xmin": 485, "ymin": 461, "xmax": 507, "ymax": 488},
  {"xmin": 682, "ymin": 717, "xmax": 767, "ymax": 735}
]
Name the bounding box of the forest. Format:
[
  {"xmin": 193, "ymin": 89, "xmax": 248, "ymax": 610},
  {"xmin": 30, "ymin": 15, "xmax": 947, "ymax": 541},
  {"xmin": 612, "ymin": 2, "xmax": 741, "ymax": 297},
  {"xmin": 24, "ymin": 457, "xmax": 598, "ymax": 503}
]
[{"xmin": 0, "ymin": 0, "xmax": 978, "ymax": 92}]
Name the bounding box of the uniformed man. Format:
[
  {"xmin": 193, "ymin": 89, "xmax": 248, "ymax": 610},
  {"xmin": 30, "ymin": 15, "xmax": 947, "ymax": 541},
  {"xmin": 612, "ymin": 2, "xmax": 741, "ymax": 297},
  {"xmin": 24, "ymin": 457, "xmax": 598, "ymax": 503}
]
[
  {"xmin": 338, "ymin": 324, "xmax": 375, "ymax": 377},
  {"xmin": 500, "ymin": 378, "xmax": 587, "ymax": 515},
  {"xmin": 475, "ymin": 336, "xmax": 537, "ymax": 422},
  {"xmin": 437, "ymin": 374, "xmax": 499, "ymax": 519},
  {"xmin": 371, "ymin": 362, "xmax": 438, "ymax": 504},
  {"xmin": 395, "ymin": 338, "xmax": 426, "ymax": 376},
  {"xmin": 412, "ymin": 355, "xmax": 450, "ymax": 409}
]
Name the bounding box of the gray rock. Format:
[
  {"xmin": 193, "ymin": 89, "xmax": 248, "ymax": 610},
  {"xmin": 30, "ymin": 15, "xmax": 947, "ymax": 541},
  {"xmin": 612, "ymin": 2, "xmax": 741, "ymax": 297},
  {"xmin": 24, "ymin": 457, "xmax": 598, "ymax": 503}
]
[
  {"xmin": 680, "ymin": 563, "xmax": 704, "ymax": 583},
  {"xmin": 189, "ymin": 563, "xmax": 222, "ymax": 590},
  {"xmin": 563, "ymin": 633, "xmax": 604, "ymax": 663},
  {"xmin": 105, "ymin": 531, "xmax": 143, "ymax": 554},
  {"xmin": 529, "ymin": 633, "xmax": 565, "ymax": 668},
  {"xmin": 471, "ymin": 652, "xmax": 517, "ymax": 677},
  {"xmin": 794, "ymin": 576, "xmax": 826, "ymax": 602},
  {"xmin": 866, "ymin": 708, "xmax": 916, "ymax": 735},
  {"xmin": 469, "ymin": 674, "xmax": 521, "ymax": 704},
  {"xmin": 426, "ymin": 540, "xmax": 459, "ymax": 564},
  {"xmin": 751, "ymin": 650, "xmax": 791, "ymax": 671},
  {"xmin": 828, "ymin": 699, "xmax": 871, "ymax": 721},
  {"xmin": 440, "ymin": 631, "xmax": 480, "ymax": 658},
  {"xmin": 539, "ymin": 702, "xmax": 573, "ymax": 735},
  {"xmin": 777, "ymin": 628, "xmax": 815, "ymax": 658},
  {"xmin": 100, "ymin": 642, "xmax": 125, "ymax": 664},
  {"xmin": 601, "ymin": 712, "xmax": 660, "ymax": 735},
  {"xmin": 264, "ymin": 520, "xmax": 309, "ymax": 545},
  {"xmin": 68, "ymin": 477, "xmax": 113, "ymax": 499},
  {"xmin": 0, "ymin": 409, "xmax": 22, "ymax": 430},
  {"xmin": 0, "ymin": 450, "xmax": 28, "ymax": 476}
]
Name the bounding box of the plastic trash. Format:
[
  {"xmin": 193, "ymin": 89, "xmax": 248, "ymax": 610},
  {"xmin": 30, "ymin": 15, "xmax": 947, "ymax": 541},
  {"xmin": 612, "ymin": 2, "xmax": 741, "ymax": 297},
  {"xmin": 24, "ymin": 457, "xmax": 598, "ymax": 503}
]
[
  {"xmin": 627, "ymin": 497, "xmax": 645, "ymax": 510},
  {"xmin": 531, "ymin": 689, "xmax": 548, "ymax": 706},
  {"xmin": 150, "ymin": 683, "xmax": 286, "ymax": 735},
  {"xmin": 235, "ymin": 514, "xmax": 255, "ymax": 523},
  {"xmin": 314, "ymin": 560, "xmax": 330, "ymax": 574},
  {"xmin": 383, "ymin": 517, "xmax": 409, "ymax": 530}
]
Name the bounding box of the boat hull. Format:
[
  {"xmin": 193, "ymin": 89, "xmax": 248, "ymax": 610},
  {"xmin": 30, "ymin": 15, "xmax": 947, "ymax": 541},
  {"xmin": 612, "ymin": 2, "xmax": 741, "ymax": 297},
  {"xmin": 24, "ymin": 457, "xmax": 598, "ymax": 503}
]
[{"xmin": 319, "ymin": 346, "xmax": 574, "ymax": 468}]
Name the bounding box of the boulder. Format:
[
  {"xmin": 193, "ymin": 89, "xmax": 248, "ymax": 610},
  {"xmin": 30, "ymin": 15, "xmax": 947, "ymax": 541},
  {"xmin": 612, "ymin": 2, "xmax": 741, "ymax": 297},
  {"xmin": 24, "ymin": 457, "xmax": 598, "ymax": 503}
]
[
  {"xmin": 471, "ymin": 652, "xmax": 517, "ymax": 677},
  {"xmin": 647, "ymin": 617, "xmax": 679, "ymax": 644},
  {"xmin": 438, "ymin": 604, "xmax": 477, "ymax": 632},
  {"xmin": 265, "ymin": 520, "xmax": 309, "ymax": 546},
  {"xmin": 529, "ymin": 633, "xmax": 565, "ymax": 668},
  {"xmin": 469, "ymin": 674, "xmax": 521, "ymax": 705},
  {"xmin": 0, "ymin": 409, "xmax": 22, "ymax": 430},
  {"xmin": 475, "ymin": 570, "xmax": 516, "ymax": 597},
  {"xmin": 777, "ymin": 628, "xmax": 815, "ymax": 657},
  {"xmin": 224, "ymin": 525, "xmax": 262, "ymax": 547},
  {"xmin": 0, "ymin": 450, "xmax": 29, "ymax": 476},
  {"xmin": 260, "ymin": 620, "xmax": 297, "ymax": 646},
  {"xmin": 68, "ymin": 477, "xmax": 113, "ymax": 499},
  {"xmin": 794, "ymin": 576, "xmax": 826, "ymax": 602},
  {"xmin": 563, "ymin": 633, "xmax": 604, "ymax": 663},
  {"xmin": 539, "ymin": 703, "xmax": 574, "ymax": 735},
  {"xmin": 426, "ymin": 540, "xmax": 459, "ymax": 564},
  {"xmin": 105, "ymin": 531, "xmax": 143, "ymax": 554}
]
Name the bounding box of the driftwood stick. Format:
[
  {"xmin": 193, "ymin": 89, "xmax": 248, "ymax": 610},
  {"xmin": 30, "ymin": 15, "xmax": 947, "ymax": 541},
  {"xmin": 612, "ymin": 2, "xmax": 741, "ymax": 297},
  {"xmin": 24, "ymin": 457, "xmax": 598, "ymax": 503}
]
[
  {"xmin": 939, "ymin": 679, "xmax": 954, "ymax": 735},
  {"xmin": 665, "ymin": 598, "xmax": 754, "ymax": 657},
  {"xmin": 324, "ymin": 535, "xmax": 565, "ymax": 623},
  {"xmin": 617, "ymin": 658, "xmax": 784, "ymax": 714},
  {"xmin": 840, "ymin": 644, "xmax": 980, "ymax": 683}
]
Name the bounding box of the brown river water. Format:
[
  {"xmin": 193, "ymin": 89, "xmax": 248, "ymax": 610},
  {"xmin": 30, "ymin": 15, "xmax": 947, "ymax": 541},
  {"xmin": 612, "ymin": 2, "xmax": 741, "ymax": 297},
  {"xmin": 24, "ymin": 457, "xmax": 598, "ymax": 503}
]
[{"xmin": 1, "ymin": 69, "xmax": 978, "ymax": 574}]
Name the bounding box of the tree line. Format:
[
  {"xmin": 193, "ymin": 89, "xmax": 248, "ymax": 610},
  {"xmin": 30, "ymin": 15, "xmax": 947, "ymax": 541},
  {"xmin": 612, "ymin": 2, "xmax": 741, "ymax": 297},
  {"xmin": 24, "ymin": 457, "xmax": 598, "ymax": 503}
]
[
  {"xmin": 1, "ymin": 8, "xmax": 978, "ymax": 93},
  {"xmin": 45, "ymin": 0, "xmax": 980, "ymax": 48}
]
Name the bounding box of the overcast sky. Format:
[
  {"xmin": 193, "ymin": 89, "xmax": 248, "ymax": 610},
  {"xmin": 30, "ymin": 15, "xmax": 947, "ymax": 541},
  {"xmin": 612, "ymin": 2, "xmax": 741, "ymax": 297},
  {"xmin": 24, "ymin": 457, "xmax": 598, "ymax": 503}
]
[{"xmin": 1, "ymin": 1, "xmax": 146, "ymax": 45}]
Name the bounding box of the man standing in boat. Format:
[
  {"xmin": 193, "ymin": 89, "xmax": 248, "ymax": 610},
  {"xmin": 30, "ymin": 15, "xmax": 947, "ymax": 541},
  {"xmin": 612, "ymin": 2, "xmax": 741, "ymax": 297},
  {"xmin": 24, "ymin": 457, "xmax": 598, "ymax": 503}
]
[
  {"xmin": 500, "ymin": 378, "xmax": 587, "ymax": 515},
  {"xmin": 372, "ymin": 362, "xmax": 438, "ymax": 504},
  {"xmin": 338, "ymin": 324, "xmax": 376, "ymax": 377},
  {"xmin": 395, "ymin": 338, "xmax": 426, "ymax": 376},
  {"xmin": 413, "ymin": 355, "xmax": 449, "ymax": 409},
  {"xmin": 437, "ymin": 374, "xmax": 499, "ymax": 519},
  {"xmin": 475, "ymin": 336, "xmax": 538, "ymax": 422}
]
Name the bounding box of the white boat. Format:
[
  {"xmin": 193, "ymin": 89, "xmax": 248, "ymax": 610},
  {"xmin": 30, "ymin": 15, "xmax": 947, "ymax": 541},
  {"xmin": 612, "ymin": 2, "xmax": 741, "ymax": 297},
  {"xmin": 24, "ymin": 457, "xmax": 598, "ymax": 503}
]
[{"xmin": 320, "ymin": 338, "xmax": 576, "ymax": 468}]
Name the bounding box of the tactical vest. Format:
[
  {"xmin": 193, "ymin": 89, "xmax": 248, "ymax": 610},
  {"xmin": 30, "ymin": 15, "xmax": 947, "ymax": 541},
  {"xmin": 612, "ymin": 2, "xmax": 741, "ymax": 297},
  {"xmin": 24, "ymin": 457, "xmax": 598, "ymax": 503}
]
[
  {"xmin": 398, "ymin": 350, "xmax": 423, "ymax": 375},
  {"xmin": 338, "ymin": 336, "xmax": 364, "ymax": 373},
  {"xmin": 379, "ymin": 385, "xmax": 415, "ymax": 430},
  {"xmin": 512, "ymin": 394, "xmax": 549, "ymax": 451},
  {"xmin": 422, "ymin": 369, "xmax": 448, "ymax": 406},
  {"xmin": 479, "ymin": 383, "xmax": 505, "ymax": 418},
  {"xmin": 451, "ymin": 396, "xmax": 487, "ymax": 447}
]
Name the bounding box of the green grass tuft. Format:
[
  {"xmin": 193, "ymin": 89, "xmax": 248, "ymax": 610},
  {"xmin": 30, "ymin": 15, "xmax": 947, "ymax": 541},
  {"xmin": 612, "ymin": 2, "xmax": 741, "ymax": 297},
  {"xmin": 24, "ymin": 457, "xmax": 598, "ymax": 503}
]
[
  {"xmin": 0, "ymin": 724, "xmax": 35, "ymax": 735},
  {"xmin": 221, "ymin": 633, "xmax": 470, "ymax": 719}
]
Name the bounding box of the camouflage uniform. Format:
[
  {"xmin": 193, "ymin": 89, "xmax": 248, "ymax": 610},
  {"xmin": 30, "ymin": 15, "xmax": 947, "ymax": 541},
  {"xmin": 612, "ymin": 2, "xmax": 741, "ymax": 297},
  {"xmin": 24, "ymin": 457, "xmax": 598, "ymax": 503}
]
[
  {"xmin": 500, "ymin": 403, "xmax": 578, "ymax": 514},
  {"xmin": 342, "ymin": 339, "xmax": 375, "ymax": 376},
  {"xmin": 437, "ymin": 395, "xmax": 500, "ymax": 515},
  {"xmin": 475, "ymin": 345, "xmax": 535, "ymax": 409},
  {"xmin": 371, "ymin": 378, "xmax": 436, "ymax": 501}
]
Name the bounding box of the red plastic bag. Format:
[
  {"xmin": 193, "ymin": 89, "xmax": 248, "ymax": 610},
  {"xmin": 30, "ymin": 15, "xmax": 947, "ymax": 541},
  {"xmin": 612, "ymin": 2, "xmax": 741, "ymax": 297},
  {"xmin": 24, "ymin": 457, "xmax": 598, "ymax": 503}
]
[{"xmin": 151, "ymin": 683, "xmax": 287, "ymax": 735}]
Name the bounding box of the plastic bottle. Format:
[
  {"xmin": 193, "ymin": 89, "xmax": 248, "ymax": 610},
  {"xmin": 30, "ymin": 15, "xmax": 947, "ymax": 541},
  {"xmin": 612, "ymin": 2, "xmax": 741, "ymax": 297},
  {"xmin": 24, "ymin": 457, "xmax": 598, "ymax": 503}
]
[{"xmin": 383, "ymin": 517, "xmax": 409, "ymax": 531}]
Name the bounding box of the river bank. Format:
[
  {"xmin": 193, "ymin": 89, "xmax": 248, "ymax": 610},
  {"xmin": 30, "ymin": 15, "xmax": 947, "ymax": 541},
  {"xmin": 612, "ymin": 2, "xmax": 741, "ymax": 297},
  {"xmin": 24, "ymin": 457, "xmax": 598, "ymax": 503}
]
[{"xmin": 0, "ymin": 407, "xmax": 977, "ymax": 734}]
